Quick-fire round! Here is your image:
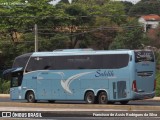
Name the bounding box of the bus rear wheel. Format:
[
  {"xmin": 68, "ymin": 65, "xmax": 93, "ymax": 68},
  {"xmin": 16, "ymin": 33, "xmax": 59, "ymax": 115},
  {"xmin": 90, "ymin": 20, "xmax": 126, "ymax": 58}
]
[
  {"xmin": 85, "ymin": 91, "xmax": 95, "ymax": 104},
  {"xmin": 98, "ymin": 92, "xmax": 108, "ymax": 104},
  {"xmin": 26, "ymin": 91, "xmax": 37, "ymax": 103}
]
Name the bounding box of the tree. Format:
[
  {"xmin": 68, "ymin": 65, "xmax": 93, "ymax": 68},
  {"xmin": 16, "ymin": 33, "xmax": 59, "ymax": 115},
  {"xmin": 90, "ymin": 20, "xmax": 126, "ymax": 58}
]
[
  {"xmin": 70, "ymin": 0, "xmax": 127, "ymax": 49},
  {"xmin": 39, "ymin": 34, "xmax": 70, "ymax": 51},
  {"xmin": 147, "ymin": 26, "xmax": 160, "ymax": 49},
  {"xmin": 0, "ymin": 0, "xmax": 64, "ymax": 68},
  {"xmin": 109, "ymin": 20, "xmax": 149, "ymax": 49},
  {"xmin": 129, "ymin": 0, "xmax": 160, "ymax": 16},
  {"xmin": 55, "ymin": 2, "xmax": 94, "ymax": 48},
  {"xmin": 0, "ymin": 0, "xmax": 57, "ymax": 40},
  {"xmin": 120, "ymin": 1, "xmax": 133, "ymax": 15},
  {"xmin": 0, "ymin": 0, "xmax": 130, "ymax": 68}
]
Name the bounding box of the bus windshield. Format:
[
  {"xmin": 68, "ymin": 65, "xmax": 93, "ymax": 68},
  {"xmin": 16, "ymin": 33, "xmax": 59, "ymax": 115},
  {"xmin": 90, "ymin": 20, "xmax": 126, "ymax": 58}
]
[{"xmin": 12, "ymin": 53, "xmax": 32, "ymax": 68}]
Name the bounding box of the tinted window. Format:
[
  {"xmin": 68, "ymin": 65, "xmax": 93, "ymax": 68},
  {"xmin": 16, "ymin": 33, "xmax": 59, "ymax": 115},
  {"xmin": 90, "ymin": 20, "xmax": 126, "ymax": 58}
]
[
  {"xmin": 25, "ymin": 56, "xmax": 54, "ymax": 72},
  {"xmin": 13, "ymin": 53, "xmax": 32, "ymax": 68},
  {"xmin": 54, "ymin": 55, "xmax": 93, "ymax": 69},
  {"xmin": 11, "ymin": 71, "xmax": 23, "ymax": 87},
  {"xmin": 135, "ymin": 51, "xmax": 154, "ymax": 63},
  {"xmin": 54, "ymin": 54, "xmax": 129, "ymax": 69},
  {"xmin": 101, "ymin": 54, "xmax": 129, "ymax": 69},
  {"xmin": 25, "ymin": 54, "xmax": 129, "ymax": 72}
]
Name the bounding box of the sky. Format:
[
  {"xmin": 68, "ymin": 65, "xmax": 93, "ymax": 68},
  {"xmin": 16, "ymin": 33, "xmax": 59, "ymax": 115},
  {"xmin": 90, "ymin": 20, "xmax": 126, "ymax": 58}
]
[
  {"xmin": 116, "ymin": 0, "xmax": 140, "ymax": 4},
  {"xmin": 50, "ymin": 0, "xmax": 141, "ymax": 5},
  {"xmin": 50, "ymin": 0, "xmax": 72, "ymax": 5},
  {"xmin": 50, "ymin": 0, "xmax": 61, "ymax": 5}
]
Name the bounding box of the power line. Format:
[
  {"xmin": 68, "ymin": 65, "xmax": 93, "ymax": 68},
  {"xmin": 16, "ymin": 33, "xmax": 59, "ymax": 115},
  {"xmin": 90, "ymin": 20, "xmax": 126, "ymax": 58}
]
[
  {"xmin": 0, "ymin": 14, "xmax": 150, "ymax": 18},
  {"xmin": 0, "ymin": 24, "xmax": 143, "ymax": 44},
  {"xmin": 1, "ymin": 25, "xmax": 143, "ymax": 33},
  {"xmin": 0, "ymin": 24, "xmax": 142, "ymax": 33}
]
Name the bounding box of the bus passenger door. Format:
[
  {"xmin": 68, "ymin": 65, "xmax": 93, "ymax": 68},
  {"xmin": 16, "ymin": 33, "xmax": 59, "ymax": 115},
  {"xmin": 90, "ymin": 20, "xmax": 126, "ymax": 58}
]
[
  {"xmin": 10, "ymin": 71, "xmax": 23, "ymax": 100},
  {"xmin": 10, "ymin": 77, "xmax": 20, "ymax": 100}
]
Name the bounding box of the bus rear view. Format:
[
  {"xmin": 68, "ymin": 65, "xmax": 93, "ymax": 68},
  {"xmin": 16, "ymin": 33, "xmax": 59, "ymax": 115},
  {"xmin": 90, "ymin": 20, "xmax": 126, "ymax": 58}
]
[{"xmin": 132, "ymin": 50, "xmax": 156, "ymax": 100}]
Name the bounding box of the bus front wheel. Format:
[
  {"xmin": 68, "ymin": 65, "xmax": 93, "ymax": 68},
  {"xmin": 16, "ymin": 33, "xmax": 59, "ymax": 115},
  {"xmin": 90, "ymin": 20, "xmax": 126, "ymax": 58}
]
[
  {"xmin": 85, "ymin": 91, "xmax": 95, "ymax": 104},
  {"xmin": 26, "ymin": 91, "xmax": 37, "ymax": 103},
  {"xmin": 98, "ymin": 92, "xmax": 108, "ymax": 104}
]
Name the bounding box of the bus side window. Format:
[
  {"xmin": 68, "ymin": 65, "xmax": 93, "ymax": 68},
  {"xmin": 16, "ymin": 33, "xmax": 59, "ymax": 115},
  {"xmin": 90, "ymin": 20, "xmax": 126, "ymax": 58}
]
[
  {"xmin": 11, "ymin": 72, "xmax": 23, "ymax": 87},
  {"xmin": 26, "ymin": 56, "xmax": 55, "ymax": 72},
  {"xmin": 12, "ymin": 77, "xmax": 19, "ymax": 87}
]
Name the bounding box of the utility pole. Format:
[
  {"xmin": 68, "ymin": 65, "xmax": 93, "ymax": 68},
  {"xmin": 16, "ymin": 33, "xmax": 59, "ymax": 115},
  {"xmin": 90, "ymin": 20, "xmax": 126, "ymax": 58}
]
[{"xmin": 34, "ymin": 24, "xmax": 38, "ymax": 52}]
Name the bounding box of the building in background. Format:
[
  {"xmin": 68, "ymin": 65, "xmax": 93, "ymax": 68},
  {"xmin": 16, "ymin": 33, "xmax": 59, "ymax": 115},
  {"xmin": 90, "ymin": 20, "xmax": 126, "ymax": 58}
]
[{"xmin": 138, "ymin": 14, "xmax": 160, "ymax": 32}]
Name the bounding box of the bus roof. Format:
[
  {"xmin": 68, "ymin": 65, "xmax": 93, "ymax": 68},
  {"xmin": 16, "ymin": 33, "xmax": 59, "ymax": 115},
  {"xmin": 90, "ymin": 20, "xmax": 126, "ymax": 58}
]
[{"xmin": 31, "ymin": 49, "xmax": 135, "ymax": 57}]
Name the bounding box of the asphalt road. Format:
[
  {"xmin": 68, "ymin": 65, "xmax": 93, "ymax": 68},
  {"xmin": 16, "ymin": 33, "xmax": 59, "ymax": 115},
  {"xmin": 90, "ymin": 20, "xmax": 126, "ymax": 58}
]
[
  {"xmin": 0, "ymin": 96, "xmax": 160, "ymax": 106},
  {"xmin": 0, "ymin": 97, "xmax": 160, "ymax": 120}
]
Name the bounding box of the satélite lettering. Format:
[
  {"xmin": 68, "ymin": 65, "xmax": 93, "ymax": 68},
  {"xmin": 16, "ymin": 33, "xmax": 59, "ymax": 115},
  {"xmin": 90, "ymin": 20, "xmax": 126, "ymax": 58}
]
[{"xmin": 95, "ymin": 70, "xmax": 114, "ymax": 77}]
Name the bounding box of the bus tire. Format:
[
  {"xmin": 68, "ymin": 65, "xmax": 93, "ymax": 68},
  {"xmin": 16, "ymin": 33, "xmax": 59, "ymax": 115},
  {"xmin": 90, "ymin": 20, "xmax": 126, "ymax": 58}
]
[
  {"xmin": 26, "ymin": 91, "xmax": 37, "ymax": 103},
  {"xmin": 98, "ymin": 91, "xmax": 108, "ymax": 104},
  {"xmin": 85, "ymin": 91, "xmax": 95, "ymax": 104},
  {"xmin": 120, "ymin": 101, "xmax": 129, "ymax": 105}
]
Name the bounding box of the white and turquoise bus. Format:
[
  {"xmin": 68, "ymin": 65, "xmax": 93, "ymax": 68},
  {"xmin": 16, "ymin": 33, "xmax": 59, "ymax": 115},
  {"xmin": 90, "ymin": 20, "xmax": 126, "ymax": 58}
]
[{"xmin": 3, "ymin": 49, "xmax": 156, "ymax": 104}]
